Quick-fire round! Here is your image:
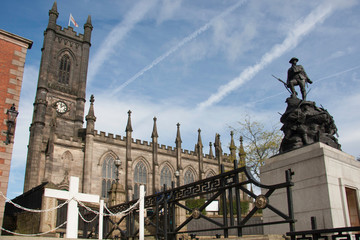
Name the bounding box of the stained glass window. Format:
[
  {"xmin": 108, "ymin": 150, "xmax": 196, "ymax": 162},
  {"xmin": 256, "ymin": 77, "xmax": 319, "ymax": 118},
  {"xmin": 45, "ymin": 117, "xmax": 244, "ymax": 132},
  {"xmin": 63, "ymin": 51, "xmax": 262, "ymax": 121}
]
[
  {"xmin": 160, "ymin": 165, "xmax": 172, "ymax": 189},
  {"xmin": 134, "ymin": 161, "xmax": 147, "ymax": 199},
  {"xmin": 184, "ymin": 169, "xmax": 195, "ymax": 185},
  {"xmin": 101, "ymin": 155, "xmax": 117, "ymax": 198}
]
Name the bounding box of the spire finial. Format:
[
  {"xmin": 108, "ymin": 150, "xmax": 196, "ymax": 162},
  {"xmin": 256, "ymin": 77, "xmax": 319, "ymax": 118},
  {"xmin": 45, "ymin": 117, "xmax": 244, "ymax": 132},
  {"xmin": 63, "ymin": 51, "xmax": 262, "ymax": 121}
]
[
  {"xmin": 86, "ymin": 15, "xmax": 92, "ymax": 25},
  {"xmin": 197, "ymin": 128, "xmax": 203, "ymax": 148},
  {"xmin": 229, "ymin": 131, "xmax": 236, "ymax": 162},
  {"xmin": 230, "ymin": 131, "xmax": 235, "ymax": 144},
  {"xmin": 209, "ymin": 142, "xmax": 214, "ymax": 158},
  {"xmin": 214, "ymin": 133, "xmax": 222, "ymax": 158},
  {"xmin": 86, "ymin": 94, "xmax": 96, "ymax": 121},
  {"xmin": 126, "ymin": 110, "xmax": 133, "ymax": 132},
  {"xmin": 47, "ymin": 1, "xmax": 59, "ymax": 30},
  {"xmin": 84, "ymin": 15, "xmax": 93, "ymax": 30},
  {"xmin": 83, "ymin": 15, "xmax": 93, "ymax": 44},
  {"xmin": 152, "ymin": 116, "xmax": 158, "ymax": 138},
  {"xmin": 85, "ymin": 95, "xmax": 96, "ymax": 134},
  {"xmin": 51, "ymin": 1, "xmax": 58, "ymax": 13},
  {"xmin": 239, "ymin": 136, "xmax": 246, "ymax": 167},
  {"xmin": 175, "ymin": 123, "xmax": 182, "ymax": 144}
]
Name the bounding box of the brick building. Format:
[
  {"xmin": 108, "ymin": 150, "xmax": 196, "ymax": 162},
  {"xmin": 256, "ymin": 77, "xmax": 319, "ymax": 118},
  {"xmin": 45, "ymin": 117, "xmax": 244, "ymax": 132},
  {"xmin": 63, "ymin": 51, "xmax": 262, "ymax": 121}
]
[{"xmin": 0, "ymin": 29, "xmax": 32, "ymax": 228}]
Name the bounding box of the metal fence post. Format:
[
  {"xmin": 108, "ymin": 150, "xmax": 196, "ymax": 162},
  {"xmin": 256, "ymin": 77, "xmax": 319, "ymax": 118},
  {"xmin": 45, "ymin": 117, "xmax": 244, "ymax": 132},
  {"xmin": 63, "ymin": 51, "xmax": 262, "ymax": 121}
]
[
  {"xmin": 170, "ymin": 181, "xmax": 176, "ymax": 240},
  {"xmin": 155, "ymin": 194, "xmax": 160, "ymax": 240},
  {"xmin": 234, "ymin": 160, "xmax": 242, "ymax": 237},
  {"xmin": 286, "ymin": 169, "xmax": 295, "ymax": 234},
  {"xmin": 164, "ymin": 185, "xmax": 168, "ymax": 240},
  {"xmin": 221, "ymin": 165, "xmax": 229, "ymax": 238}
]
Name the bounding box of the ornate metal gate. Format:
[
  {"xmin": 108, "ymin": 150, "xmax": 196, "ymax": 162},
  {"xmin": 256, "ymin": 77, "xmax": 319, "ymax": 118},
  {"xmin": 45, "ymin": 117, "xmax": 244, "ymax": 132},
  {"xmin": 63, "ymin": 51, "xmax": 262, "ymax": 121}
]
[{"xmin": 104, "ymin": 161, "xmax": 295, "ymax": 239}]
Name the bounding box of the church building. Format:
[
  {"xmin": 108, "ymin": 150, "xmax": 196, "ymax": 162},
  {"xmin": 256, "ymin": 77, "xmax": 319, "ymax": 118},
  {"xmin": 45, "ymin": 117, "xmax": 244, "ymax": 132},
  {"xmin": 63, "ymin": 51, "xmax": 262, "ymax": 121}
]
[
  {"xmin": 1, "ymin": 2, "xmax": 252, "ymax": 236},
  {"xmin": 23, "ymin": 2, "xmax": 242, "ymax": 204}
]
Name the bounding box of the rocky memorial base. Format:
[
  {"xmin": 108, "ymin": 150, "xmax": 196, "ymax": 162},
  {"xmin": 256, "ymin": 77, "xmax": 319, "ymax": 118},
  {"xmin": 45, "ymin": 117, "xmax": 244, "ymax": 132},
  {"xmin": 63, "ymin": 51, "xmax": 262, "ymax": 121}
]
[
  {"xmin": 260, "ymin": 142, "xmax": 360, "ymax": 234},
  {"xmin": 279, "ymin": 96, "xmax": 341, "ymax": 154}
]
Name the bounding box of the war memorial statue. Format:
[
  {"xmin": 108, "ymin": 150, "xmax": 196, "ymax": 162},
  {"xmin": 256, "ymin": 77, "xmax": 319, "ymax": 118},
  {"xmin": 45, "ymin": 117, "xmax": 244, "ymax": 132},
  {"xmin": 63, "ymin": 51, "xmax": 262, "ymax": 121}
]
[
  {"xmin": 277, "ymin": 57, "xmax": 341, "ymax": 153},
  {"xmin": 287, "ymin": 57, "xmax": 313, "ymax": 100}
]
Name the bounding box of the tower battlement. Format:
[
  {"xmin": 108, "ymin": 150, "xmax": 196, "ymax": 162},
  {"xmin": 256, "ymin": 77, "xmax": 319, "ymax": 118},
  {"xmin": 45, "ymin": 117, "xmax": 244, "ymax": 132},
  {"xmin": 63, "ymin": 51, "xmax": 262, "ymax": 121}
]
[
  {"xmin": 93, "ymin": 130, "xmax": 125, "ymax": 142},
  {"xmin": 55, "ymin": 25, "xmax": 84, "ymax": 41},
  {"xmin": 54, "ymin": 133, "xmax": 83, "ymax": 145}
]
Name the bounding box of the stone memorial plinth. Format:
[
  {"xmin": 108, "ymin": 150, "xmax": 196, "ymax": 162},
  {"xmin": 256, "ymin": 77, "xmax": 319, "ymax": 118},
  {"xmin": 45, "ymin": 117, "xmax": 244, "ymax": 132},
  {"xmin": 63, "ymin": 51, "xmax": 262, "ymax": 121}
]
[{"xmin": 260, "ymin": 142, "xmax": 360, "ymax": 234}]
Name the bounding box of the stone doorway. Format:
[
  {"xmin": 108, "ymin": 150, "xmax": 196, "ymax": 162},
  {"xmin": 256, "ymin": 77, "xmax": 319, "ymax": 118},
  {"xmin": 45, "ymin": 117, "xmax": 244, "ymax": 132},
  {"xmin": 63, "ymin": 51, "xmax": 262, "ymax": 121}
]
[{"xmin": 345, "ymin": 187, "xmax": 360, "ymax": 226}]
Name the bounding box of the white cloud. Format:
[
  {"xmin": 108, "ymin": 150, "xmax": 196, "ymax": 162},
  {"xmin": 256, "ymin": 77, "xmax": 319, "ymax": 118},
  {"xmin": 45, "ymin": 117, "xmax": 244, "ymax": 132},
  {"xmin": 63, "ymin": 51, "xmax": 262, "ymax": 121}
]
[
  {"xmin": 211, "ymin": 11, "xmax": 258, "ymax": 62},
  {"xmin": 328, "ymin": 47, "xmax": 354, "ymax": 60},
  {"xmin": 156, "ymin": 0, "xmax": 182, "ymax": 24}
]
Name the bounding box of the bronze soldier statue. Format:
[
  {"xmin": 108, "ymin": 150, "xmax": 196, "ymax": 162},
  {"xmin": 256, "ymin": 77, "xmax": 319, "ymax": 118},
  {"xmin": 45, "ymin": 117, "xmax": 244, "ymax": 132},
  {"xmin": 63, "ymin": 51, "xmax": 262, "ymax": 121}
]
[{"xmin": 287, "ymin": 57, "xmax": 312, "ymax": 100}]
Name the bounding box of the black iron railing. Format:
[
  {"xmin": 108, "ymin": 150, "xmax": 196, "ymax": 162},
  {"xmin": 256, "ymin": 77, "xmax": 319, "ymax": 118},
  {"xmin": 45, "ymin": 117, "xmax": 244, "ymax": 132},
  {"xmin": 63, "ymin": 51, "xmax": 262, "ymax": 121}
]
[
  {"xmin": 105, "ymin": 161, "xmax": 295, "ymax": 240},
  {"xmin": 287, "ymin": 226, "xmax": 360, "ymax": 240},
  {"xmin": 287, "ymin": 216, "xmax": 360, "ymax": 240}
]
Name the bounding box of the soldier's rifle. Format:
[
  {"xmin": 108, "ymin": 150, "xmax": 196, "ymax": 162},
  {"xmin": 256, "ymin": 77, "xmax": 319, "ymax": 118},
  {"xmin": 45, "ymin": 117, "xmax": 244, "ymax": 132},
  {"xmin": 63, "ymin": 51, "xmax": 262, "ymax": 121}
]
[{"xmin": 272, "ymin": 75, "xmax": 292, "ymax": 94}]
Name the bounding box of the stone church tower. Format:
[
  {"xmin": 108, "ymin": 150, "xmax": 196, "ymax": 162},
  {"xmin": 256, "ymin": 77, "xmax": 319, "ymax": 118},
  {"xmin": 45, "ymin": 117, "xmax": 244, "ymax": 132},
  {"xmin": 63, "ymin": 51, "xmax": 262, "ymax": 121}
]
[{"xmin": 24, "ymin": 2, "xmax": 93, "ymax": 192}]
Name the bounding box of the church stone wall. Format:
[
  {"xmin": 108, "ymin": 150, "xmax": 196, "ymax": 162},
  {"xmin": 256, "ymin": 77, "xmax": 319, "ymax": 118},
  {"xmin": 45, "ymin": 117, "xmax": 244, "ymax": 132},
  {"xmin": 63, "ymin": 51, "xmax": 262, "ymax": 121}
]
[
  {"xmin": 48, "ymin": 128, "xmax": 233, "ymax": 203},
  {"xmin": 51, "ymin": 136, "xmax": 84, "ymax": 186}
]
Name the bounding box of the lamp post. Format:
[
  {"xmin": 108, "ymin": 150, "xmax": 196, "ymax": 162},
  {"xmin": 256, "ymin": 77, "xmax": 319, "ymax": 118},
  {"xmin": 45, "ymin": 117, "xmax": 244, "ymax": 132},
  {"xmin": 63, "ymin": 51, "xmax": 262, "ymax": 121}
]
[
  {"xmin": 114, "ymin": 157, "xmax": 121, "ymax": 183},
  {"xmin": 4, "ymin": 104, "xmax": 18, "ymax": 145},
  {"xmin": 175, "ymin": 170, "xmax": 180, "ymax": 187}
]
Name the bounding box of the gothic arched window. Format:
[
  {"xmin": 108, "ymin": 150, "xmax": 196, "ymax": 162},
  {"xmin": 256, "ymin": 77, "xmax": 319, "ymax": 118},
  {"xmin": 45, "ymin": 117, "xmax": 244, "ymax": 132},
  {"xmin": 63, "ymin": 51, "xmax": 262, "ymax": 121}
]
[
  {"xmin": 101, "ymin": 154, "xmax": 117, "ymax": 198},
  {"xmin": 59, "ymin": 55, "xmax": 71, "ymax": 84},
  {"xmin": 184, "ymin": 169, "xmax": 195, "ymax": 185},
  {"xmin": 160, "ymin": 165, "xmax": 172, "ymax": 190},
  {"xmin": 134, "ymin": 161, "xmax": 147, "ymax": 199}
]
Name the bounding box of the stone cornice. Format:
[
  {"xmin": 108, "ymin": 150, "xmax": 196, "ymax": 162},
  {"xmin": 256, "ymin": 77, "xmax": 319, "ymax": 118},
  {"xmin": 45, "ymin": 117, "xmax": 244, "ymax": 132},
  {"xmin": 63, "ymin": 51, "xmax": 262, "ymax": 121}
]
[{"xmin": 0, "ymin": 29, "xmax": 33, "ymax": 49}]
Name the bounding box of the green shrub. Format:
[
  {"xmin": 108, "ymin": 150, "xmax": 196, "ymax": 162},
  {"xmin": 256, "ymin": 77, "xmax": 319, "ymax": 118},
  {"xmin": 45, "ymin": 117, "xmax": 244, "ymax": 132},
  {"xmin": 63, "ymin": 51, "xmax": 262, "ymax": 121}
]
[
  {"xmin": 219, "ymin": 200, "xmax": 250, "ymax": 215},
  {"xmin": 185, "ymin": 198, "xmax": 206, "ymax": 215}
]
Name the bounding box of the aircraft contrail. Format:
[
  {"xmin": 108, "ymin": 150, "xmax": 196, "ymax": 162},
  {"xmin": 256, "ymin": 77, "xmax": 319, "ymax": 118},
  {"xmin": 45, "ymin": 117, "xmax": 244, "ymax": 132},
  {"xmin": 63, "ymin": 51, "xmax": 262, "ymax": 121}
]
[
  {"xmin": 315, "ymin": 65, "xmax": 360, "ymax": 83},
  {"xmin": 197, "ymin": 1, "xmax": 338, "ymax": 110},
  {"xmin": 110, "ymin": 0, "xmax": 247, "ymax": 96},
  {"xmin": 87, "ymin": 0, "xmax": 158, "ymax": 83}
]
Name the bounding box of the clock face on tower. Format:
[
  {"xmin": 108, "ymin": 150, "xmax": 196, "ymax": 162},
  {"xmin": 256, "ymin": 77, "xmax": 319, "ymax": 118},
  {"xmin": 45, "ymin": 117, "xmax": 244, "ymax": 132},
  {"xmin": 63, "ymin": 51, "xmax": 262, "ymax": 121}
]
[{"xmin": 55, "ymin": 101, "xmax": 68, "ymax": 114}]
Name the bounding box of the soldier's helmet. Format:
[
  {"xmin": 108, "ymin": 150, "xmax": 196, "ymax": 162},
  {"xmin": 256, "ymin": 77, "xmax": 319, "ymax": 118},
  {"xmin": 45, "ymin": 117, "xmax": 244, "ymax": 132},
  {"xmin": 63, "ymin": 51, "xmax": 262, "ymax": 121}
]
[{"xmin": 289, "ymin": 57, "xmax": 299, "ymax": 63}]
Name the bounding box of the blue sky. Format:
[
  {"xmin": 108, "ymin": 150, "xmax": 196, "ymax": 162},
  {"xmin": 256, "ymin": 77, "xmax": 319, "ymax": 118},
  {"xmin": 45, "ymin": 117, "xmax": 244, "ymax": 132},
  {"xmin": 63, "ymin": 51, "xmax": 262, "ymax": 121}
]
[{"xmin": 1, "ymin": 0, "xmax": 360, "ymax": 199}]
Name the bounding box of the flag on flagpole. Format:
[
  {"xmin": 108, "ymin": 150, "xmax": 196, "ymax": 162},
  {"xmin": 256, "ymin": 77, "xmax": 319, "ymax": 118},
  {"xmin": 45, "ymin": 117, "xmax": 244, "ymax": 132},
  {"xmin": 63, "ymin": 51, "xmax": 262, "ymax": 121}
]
[{"xmin": 69, "ymin": 13, "xmax": 79, "ymax": 27}]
